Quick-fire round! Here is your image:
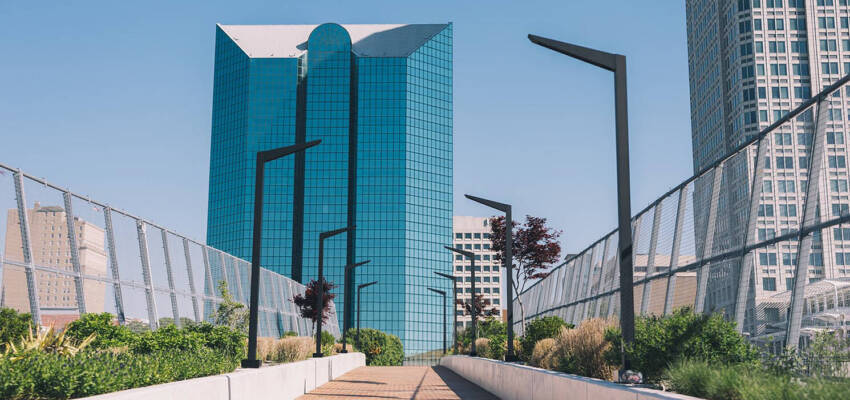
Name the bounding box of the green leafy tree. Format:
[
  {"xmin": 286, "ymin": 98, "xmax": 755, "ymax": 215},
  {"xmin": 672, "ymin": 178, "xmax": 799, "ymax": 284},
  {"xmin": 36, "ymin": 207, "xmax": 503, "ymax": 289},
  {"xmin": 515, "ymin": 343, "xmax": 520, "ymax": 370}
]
[
  {"xmin": 519, "ymin": 316, "xmax": 572, "ymax": 361},
  {"xmin": 214, "ymin": 281, "xmax": 248, "ymax": 333},
  {"xmin": 0, "ymin": 307, "xmax": 32, "ymax": 352}
]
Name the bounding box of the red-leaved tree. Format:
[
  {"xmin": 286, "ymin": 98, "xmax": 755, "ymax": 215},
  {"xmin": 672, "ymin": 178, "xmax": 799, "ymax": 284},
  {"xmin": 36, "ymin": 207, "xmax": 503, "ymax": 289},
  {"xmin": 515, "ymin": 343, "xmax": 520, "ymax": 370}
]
[
  {"xmin": 292, "ymin": 278, "xmax": 337, "ymax": 330},
  {"xmin": 457, "ymin": 294, "xmax": 500, "ymax": 325},
  {"xmin": 490, "ymin": 215, "xmax": 562, "ymax": 334}
]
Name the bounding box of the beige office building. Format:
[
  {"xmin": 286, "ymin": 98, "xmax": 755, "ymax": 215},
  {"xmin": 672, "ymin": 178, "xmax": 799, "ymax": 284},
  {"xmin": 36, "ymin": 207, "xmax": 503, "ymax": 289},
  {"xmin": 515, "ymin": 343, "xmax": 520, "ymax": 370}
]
[
  {"xmin": 452, "ymin": 216, "xmax": 502, "ymax": 330},
  {"xmin": 2, "ymin": 202, "xmax": 107, "ymax": 321}
]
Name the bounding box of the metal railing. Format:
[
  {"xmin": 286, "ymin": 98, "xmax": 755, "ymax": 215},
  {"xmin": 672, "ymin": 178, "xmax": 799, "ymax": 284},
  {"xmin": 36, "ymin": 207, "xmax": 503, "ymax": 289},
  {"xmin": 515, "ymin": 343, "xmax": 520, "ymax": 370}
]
[
  {"xmin": 0, "ymin": 162, "xmax": 339, "ymax": 338},
  {"xmin": 515, "ymin": 74, "xmax": 850, "ymax": 351}
]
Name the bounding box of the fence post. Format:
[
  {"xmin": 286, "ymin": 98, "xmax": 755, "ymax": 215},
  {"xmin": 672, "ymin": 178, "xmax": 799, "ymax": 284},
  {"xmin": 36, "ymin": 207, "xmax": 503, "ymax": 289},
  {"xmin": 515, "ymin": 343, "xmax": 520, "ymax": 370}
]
[
  {"xmin": 733, "ymin": 135, "xmax": 769, "ymax": 331},
  {"xmin": 182, "ymin": 238, "xmax": 202, "ymax": 322},
  {"xmin": 63, "ymin": 191, "xmax": 87, "ymax": 315},
  {"xmin": 160, "ymin": 229, "xmax": 181, "ymax": 327},
  {"xmin": 695, "ymin": 164, "xmax": 724, "ymax": 314},
  {"xmin": 136, "ymin": 220, "xmax": 158, "ymax": 330},
  {"xmin": 103, "ymin": 207, "xmax": 126, "ymax": 324},
  {"xmin": 787, "ymin": 100, "xmax": 829, "ymax": 349},
  {"xmin": 202, "ymin": 247, "xmax": 215, "ymax": 322},
  {"xmin": 13, "ymin": 171, "xmax": 41, "ymax": 326},
  {"xmin": 663, "ymin": 185, "xmax": 689, "ymax": 315},
  {"xmin": 640, "ymin": 203, "xmax": 664, "ymax": 315}
]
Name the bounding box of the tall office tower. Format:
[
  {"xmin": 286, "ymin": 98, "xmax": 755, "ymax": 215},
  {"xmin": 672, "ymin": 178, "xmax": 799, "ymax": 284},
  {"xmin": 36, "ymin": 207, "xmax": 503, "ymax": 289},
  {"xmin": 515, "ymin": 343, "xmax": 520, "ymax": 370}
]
[
  {"xmin": 206, "ymin": 23, "xmax": 453, "ymax": 359},
  {"xmin": 686, "ymin": 0, "xmax": 849, "ymax": 332},
  {"xmin": 452, "ymin": 217, "xmax": 503, "ymax": 331},
  {"xmin": 2, "ymin": 203, "xmax": 107, "ymax": 326}
]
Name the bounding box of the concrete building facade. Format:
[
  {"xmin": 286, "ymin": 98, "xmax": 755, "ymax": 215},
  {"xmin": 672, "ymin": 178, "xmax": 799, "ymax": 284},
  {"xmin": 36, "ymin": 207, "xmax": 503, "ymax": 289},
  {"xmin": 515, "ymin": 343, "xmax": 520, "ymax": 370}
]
[
  {"xmin": 452, "ymin": 216, "xmax": 502, "ymax": 330},
  {"xmin": 686, "ymin": 0, "xmax": 850, "ymax": 333},
  {"xmin": 2, "ymin": 203, "xmax": 107, "ymax": 323}
]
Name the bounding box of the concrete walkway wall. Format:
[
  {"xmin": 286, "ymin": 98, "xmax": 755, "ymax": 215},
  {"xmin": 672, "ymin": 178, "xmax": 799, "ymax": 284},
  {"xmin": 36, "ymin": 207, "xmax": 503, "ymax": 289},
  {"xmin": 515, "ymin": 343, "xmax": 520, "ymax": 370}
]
[
  {"xmin": 439, "ymin": 356, "xmax": 701, "ymax": 400},
  {"xmin": 82, "ymin": 352, "xmax": 365, "ymax": 400}
]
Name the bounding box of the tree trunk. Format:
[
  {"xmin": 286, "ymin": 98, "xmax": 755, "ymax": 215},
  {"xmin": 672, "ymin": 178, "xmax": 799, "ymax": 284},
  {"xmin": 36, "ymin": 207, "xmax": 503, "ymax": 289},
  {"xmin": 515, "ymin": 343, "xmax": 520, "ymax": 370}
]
[
  {"xmin": 517, "ymin": 295, "xmax": 527, "ymax": 336},
  {"xmin": 513, "ymin": 273, "xmax": 526, "ymax": 336}
]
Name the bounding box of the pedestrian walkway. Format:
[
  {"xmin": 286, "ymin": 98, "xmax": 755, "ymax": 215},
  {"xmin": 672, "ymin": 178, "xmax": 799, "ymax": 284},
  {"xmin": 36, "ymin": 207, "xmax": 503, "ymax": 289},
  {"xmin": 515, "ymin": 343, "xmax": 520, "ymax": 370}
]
[{"xmin": 298, "ymin": 366, "xmax": 498, "ymax": 399}]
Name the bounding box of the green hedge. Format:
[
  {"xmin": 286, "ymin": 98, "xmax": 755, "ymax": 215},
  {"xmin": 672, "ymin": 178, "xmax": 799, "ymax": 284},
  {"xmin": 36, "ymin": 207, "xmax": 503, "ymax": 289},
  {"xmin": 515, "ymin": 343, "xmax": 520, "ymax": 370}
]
[
  {"xmin": 1, "ymin": 309, "xmax": 246, "ymax": 399},
  {"xmin": 604, "ymin": 307, "xmax": 758, "ymax": 382},
  {"xmin": 0, "ymin": 348, "xmax": 238, "ymax": 399},
  {"xmin": 0, "ymin": 308, "xmax": 32, "ymax": 353},
  {"xmin": 343, "ymin": 328, "xmax": 403, "ymax": 366}
]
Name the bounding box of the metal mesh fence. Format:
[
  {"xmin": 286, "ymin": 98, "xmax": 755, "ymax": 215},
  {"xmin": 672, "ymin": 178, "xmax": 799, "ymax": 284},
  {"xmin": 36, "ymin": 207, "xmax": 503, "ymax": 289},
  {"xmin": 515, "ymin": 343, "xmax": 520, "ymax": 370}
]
[
  {"xmin": 515, "ymin": 75, "xmax": 850, "ymax": 352},
  {"xmin": 0, "ymin": 162, "xmax": 338, "ymax": 338}
]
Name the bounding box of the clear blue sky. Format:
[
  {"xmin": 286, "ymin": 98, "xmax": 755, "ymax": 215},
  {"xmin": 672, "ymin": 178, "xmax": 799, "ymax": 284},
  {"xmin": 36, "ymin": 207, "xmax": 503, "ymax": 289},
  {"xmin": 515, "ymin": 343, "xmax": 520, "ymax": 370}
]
[{"xmin": 0, "ymin": 0, "xmax": 693, "ymax": 255}]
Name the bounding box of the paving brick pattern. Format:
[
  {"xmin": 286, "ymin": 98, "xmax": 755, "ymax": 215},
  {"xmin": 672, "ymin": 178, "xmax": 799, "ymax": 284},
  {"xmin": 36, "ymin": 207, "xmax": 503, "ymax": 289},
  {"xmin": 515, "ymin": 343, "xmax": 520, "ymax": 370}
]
[{"xmin": 298, "ymin": 366, "xmax": 498, "ymax": 399}]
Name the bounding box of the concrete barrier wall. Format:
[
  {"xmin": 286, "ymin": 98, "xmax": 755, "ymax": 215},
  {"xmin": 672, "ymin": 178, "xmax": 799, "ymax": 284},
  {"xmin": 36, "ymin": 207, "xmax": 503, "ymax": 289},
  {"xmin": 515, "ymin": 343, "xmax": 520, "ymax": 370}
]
[
  {"xmin": 83, "ymin": 352, "xmax": 365, "ymax": 400},
  {"xmin": 439, "ymin": 356, "xmax": 702, "ymax": 400}
]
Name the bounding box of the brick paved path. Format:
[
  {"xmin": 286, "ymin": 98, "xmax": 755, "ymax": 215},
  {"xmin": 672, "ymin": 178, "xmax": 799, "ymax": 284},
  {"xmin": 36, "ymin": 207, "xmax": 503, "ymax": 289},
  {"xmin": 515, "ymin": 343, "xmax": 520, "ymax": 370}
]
[{"xmin": 298, "ymin": 366, "xmax": 498, "ymax": 399}]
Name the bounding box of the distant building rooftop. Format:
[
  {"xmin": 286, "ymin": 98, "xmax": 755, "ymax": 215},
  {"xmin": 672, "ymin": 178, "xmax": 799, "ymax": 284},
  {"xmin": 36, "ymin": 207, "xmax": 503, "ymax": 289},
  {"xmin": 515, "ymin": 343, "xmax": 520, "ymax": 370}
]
[{"xmin": 217, "ymin": 23, "xmax": 449, "ymax": 58}]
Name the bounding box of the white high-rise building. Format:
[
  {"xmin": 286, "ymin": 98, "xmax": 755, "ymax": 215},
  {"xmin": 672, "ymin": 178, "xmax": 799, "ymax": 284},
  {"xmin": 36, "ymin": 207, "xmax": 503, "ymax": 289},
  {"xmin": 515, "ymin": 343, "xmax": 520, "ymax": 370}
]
[
  {"xmin": 686, "ymin": 0, "xmax": 850, "ymax": 330},
  {"xmin": 452, "ymin": 216, "xmax": 503, "ymax": 330}
]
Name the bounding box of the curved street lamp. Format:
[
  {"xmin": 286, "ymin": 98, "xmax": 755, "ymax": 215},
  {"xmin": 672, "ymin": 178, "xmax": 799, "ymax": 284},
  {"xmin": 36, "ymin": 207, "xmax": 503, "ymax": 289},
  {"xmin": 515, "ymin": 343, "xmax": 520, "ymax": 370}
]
[
  {"xmin": 341, "ymin": 260, "xmax": 370, "ymax": 353},
  {"xmin": 464, "ymin": 194, "xmax": 516, "ymax": 361},
  {"xmin": 312, "ymin": 225, "xmax": 354, "ymax": 358},
  {"xmin": 356, "ymin": 280, "xmax": 378, "ymax": 350},
  {"xmin": 527, "ymin": 34, "xmax": 635, "ymax": 373},
  {"xmin": 434, "ymin": 271, "xmax": 458, "ymax": 354},
  {"xmin": 242, "ymin": 139, "xmax": 321, "ymax": 369},
  {"xmin": 444, "ymin": 245, "xmax": 478, "ymax": 356},
  {"xmin": 427, "ymin": 287, "xmax": 448, "ymax": 355}
]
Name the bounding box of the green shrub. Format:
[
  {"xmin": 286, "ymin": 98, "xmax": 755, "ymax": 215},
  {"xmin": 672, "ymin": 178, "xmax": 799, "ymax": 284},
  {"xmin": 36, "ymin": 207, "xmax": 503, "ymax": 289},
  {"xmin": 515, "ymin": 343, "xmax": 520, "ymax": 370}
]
[
  {"xmin": 0, "ymin": 348, "xmax": 238, "ymax": 399},
  {"xmin": 663, "ymin": 359, "xmax": 714, "ymax": 399},
  {"xmin": 663, "ymin": 359, "xmax": 850, "ymax": 400},
  {"xmin": 130, "ymin": 324, "xmax": 204, "ymax": 354},
  {"xmin": 65, "ymin": 313, "xmax": 136, "ymax": 350},
  {"xmin": 282, "ymin": 330, "xmax": 298, "ymax": 337},
  {"xmin": 126, "ymin": 322, "xmax": 246, "ymax": 361},
  {"xmin": 604, "ymin": 307, "xmax": 758, "ymax": 382},
  {"xmin": 520, "ymin": 316, "xmax": 571, "ymax": 361},
  {"xmin": 343, "ymin": 328, "xmax": 403, "ymax": 366},
  {"xmin": 182, "ymin": 322, "xmax": 246, "ymax": 360},
  {"xmin": 0, "ymin": 308, "xmax": 32, "ymax": 352},
  {"xmin": 321, "ymin": 331, "xmax": 335, "ymax": 355}
]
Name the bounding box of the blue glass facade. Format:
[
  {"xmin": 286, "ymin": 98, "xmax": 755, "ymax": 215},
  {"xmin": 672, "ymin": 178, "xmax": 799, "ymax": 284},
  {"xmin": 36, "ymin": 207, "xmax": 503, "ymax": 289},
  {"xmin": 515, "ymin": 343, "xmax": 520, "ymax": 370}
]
[{"xmin": 207, "ymin": 23, "xmax": 453, "ymax": 361}]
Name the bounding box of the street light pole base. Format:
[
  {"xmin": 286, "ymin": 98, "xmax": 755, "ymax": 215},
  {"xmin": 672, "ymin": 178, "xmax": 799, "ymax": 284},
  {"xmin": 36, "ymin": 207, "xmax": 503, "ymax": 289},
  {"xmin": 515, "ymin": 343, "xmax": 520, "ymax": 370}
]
[
  {"xmin": 504, "ymin": 354, "xmax": 519, "ymax": 362},
  {"xmin": 313, "ymin": 352, "xmax": 324, "ymax": 358},
  {"xmin": 340, "ymin": 349, "xmax": 348, "ymax": 353},
  {"xmin": 469, "ymin": 352, "xmax": 477, "ymax": 357},
  {"xmin": 241, "ymin": 359, "xmax": 261, "ymax": 368}
]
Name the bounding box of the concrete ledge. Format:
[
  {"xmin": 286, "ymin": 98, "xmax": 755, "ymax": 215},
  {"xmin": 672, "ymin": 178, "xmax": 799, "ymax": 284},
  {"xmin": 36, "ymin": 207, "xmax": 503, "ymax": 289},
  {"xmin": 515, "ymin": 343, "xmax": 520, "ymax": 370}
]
[
  {"xmin": 82, "ymin": 352, "xmax": 365, "ymax": 400},
  {"xmin": 439, "ymin": 355, "xmax": 701, "ymax": 400}
]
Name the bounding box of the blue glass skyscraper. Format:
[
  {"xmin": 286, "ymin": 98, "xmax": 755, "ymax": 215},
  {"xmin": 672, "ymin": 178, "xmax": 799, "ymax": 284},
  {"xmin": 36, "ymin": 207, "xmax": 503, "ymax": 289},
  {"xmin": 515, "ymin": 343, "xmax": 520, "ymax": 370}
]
[{"xmin": 206, "ymin": 23, "xmax": 453, "ymax": 361}]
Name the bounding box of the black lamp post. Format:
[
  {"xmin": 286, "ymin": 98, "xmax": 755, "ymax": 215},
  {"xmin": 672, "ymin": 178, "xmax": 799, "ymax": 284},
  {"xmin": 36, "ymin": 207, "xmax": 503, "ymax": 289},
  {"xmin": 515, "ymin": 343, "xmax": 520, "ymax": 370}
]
[
  {"xmin": 341, "ymin": 260, "xmax": 370, "ymax": 353},
  {"xmin": 444, "ymin": 246, "xmax": 477, "ymax": 356},
  {"xmin": 242, "ymin": 139, "xmax": 321, "ymax": 369},
  {"xmin": 428, "ymin": 287, "xmax": 448, "ymax": 355},
  {"xmin": 527, "ymin": 34, "xmax": 635, "ymax": 372},
  {"xmin": 434, "ymin": 271, "xmax": 458, "ymax": 354},
  {"xmin": 356, "ymin": 280, "xmax": 377, "ymax": 350},
  {"xmin": 464, "ymin": 195, "xmax": 517, "ymax": 362},
  {"xmin": 314, "ymin": 225, "xmax": 354, "ymax": 358}
]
